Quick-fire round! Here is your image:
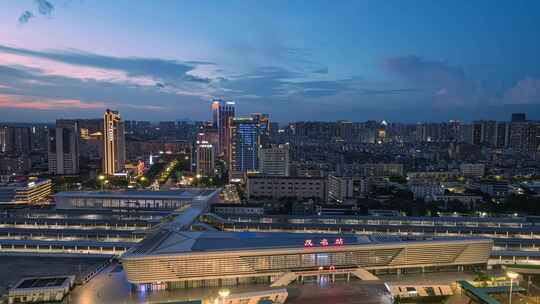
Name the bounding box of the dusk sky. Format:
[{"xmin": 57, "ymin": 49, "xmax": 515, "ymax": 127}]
[{"xmin": 1, "ymin": 0, "xmax": 540, "ymax": 123}]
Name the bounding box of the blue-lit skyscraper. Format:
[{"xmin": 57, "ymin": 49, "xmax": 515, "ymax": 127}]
[{"xmin": 229, "ymin": 117, "xmax": 260, "ymax": 181}]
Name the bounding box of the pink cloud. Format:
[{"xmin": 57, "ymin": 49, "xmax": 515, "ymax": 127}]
[
  {"xmin": 0, "ymin": 94, "xmax": 105, "ymax": 110},
  {"xmin": 0, "ymin": 52, "xmax": 156, "ymax": 86}
]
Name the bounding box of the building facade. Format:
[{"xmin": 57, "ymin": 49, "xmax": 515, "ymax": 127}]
[
  {"xmin": 54, "ymin": 189, "xmax": 219, "ymax": 210},
  {"xmin": 103, "ymin": 109, "xmax": 126, "ymax": 175},
  {"xmin": 258, "ymin": 144, "xmax": 290, "ymax": 177},
  {"xmin": 48, "ymin": 120, "xmax": 80, "ymax": 175},
  {"xmin": 229, "ymin": 117, "xmax": 260, "ymax": 181},
  {"xmin": 212, "ymin": 100, "xmax": 235, "ymax": 159},
  {"xmin": 459, "ymin": 164, "xmax": 485, "ymax": 177},
  {"xmin": 0, "ymin": 179, "xmax": 52, "ymax": 205},
  {"xmin": 122, "ymin": 231, "xmax": 492, "ymax": 289},
  {"xmin": 327, "ymin": 175, "xmax": 368, "ymax": 203},
  {"xmin": 246, "ymin": 176, "xmax": 326, "ymax": 201},
  {"xmin": 196, "ymin": 140, "xmax": 215, "ymax": 178}
]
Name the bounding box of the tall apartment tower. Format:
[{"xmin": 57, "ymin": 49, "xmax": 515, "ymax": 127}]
[
  {"xmin": 229, "ymin": 117, "xmax": 260, "ymax": 181},
  {"xmin": 103, "ymin": 109, "xmax": 126, "ymax": 175},
  {"xmin": 48, "ymin": 120, "xmax": 80, "ymax": 175},
  {"xmin": 259, "ymin": 144, "xmax": 290, "ymax": 176},
  {"xmin": 251, "ymin": 113, "xmax": 270, "ymax": 147},
  {"xmin": 211, "ymin": 100, "xmax": 235, "ymax": 160}
]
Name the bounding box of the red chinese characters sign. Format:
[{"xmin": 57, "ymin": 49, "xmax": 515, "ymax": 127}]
[{"xmin": 304, "ymin": 238, "xmax": 345, "ymax": 248}]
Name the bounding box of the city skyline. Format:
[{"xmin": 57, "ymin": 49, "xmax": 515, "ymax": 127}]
[{"xmin": 1, "ymin": 1, "xmax": 540, "ymax": 123}]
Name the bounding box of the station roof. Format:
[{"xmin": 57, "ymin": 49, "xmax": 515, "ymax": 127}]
[
  {"xmin": 54, "ymin": 189, "xmax": 218, "ymax": 200},
  {"xmin": 125, "ymin": 230, "xmax": 489, "ymax": 257}
]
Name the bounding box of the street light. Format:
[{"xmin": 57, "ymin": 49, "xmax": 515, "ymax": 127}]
[
  {"xmin": 507, "ymin": 271, "xmax": 519, "ymax": 304},
  {"xmin": 98, "ymin": 175, "xmax": 105, "ymax": 191},
  {"xmin": 218, "ymin": 289, "xmax": 230, "ymax": 304}
]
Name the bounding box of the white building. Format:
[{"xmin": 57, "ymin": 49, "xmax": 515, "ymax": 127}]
[
  {"xmin": 258, "ymin": 144, "xmax": 290, "ymax": 176},
  {"xmin": 409, "ymin": 182, "xmax": 444, "ymax": 200},
  {"xmin": 460, "ymin": 164, "xmax": 485, "ymax": 177},
  {"xmin": 327, "ymin": 175, "xmax": 369, "ymax": 203}
]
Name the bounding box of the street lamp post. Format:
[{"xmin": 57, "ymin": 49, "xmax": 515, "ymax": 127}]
[
  {"xmin": 218, "ymin": 289, "xmax": 230, "ymax": 304},
  {"xmin": 98, "ymin": 175, "xmax": 105, "ymax": 191},
  {"xmin": 507, "ymin": 271, "xmax": 519, "ymax": 304}
]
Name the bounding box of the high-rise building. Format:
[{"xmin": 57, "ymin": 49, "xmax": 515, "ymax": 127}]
[
  {"xmin": 251, "ymin": 113, "xmax": 270, "ymax": 147},
  {"xmin": 495, "ymin": 122, "xmax": 510, "ymax": 148},
  {"xmin": 471, "ymin": 120, "xmax": 496, "ymax": 146},
  {"xmin": 229, "ymin": 117, "xmax": 260, "ymax": 181},
  {"xmin": 512, "ymin": 113, "xmax": 527, "ymax": 123},
  {"xmin": 524, "ymin": 122, "xmax": 540, "ymax": 154},
  {"xmin": 258, "ymin": 144, "xmax": 290, "ymax": 176},
  {"xmin": 211, "ymin": 100, "xmax": 235, "ymax": 159},
  {"xmin": 103, "ymin": 109, "xmax": 126, "ymax": 175},
  {"xmin": 0, "ymin": 126, "xmax": 31, "ymax": 155},
  {"xmin": 509, "ymin": 121, "xmax": 528, "ymax": 150},
  {"xmin": 196, "ymin": 140, "xmax": 215, "ymax": 178},
  {"xmin": 77, "ymin": 119, "xmax": 103, "ymax": 161},
  {"xmin": 48, "ymin": 120, "xmax": 80, "ymax": 175},
  {"xmin": 0, "ymin": 125, "xmax": 13, "ymax": 154}
]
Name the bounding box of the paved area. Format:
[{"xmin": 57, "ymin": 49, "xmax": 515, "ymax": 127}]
[
  {"xmin": 67, "ymin": 268, "xmax": 505, "ymax": 303},
  {"xmin": 286, "ymin": 282, "xmax": 392, "ymax": 304}
]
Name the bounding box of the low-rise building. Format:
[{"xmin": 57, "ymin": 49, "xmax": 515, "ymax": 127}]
[
  {"xmin": 407, "ymin": 171, "xmax": 459, "ymax": 181},
  {"xmin": 246, "ymin": 175, "xmax": 326, "ymax": 201},
  {"xmin": 212, "ymin": 203, "xmax": 265, "ymax": 216},
  {"xmin": 327, "ymin": 175, "xmax": 368, "ymax": 203},
  {"xmin": 54, "ymin": 189, "xmax": 219, "ymax": 210},
  {"xmin": 460, "ymin": 164, "xmax": 485, "ymax": 177},
  {"xmin": 425, "ymin": 193, "xmax": 483, "ymax": 205},
  {"xmin": 409, "ymin": 182, "xmax": 444, "ymax": 200},
  {"xmin": 8, "ymin": 276, "xmax": 75, "ymax": 304},
  {"xmin": 479, "ymin": 180, "xmax": 508, "ymax": 198},
  {"xmin": 360, "ymin": 163, "xmax": 404, "ymax": 177},
  {"xmin": 0, "ymin": 179, "xmax": 52, "ymax": 205}
]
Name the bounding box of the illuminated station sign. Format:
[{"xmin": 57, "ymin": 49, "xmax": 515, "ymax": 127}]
[{"xmin": 304, "ymin": 237, "xmax": 345, "ymax": 248}]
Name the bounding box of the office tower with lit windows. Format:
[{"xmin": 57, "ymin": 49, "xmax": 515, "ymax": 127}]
[
  {"xmin": 48, "ymin": 120, "xmax": 80, "ymax": 175},
  {"xmin": 229, "ymin": 117, "xmax": 260, "ymax": 180},
  {"xmin": 103, "ymin": 109, "xmax": 126, "ymax": 175},
  {"xmin": 211, "ymin": 100, "xmax": 235, "ymax": 159},
  {"xmin": 196, "ymin": 140, "xmax": 215, "ymax": 178}
]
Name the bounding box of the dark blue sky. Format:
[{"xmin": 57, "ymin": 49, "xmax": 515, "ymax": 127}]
[{"xmin": 1, "ymin": 0, "xmax": 540, "ymax": 123}]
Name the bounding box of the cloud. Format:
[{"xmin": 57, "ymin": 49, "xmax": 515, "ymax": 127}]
[
  {"xmin": 312, "ymin": 67, "xmax": 329, "ymax": 74},
  {"xmin": 383, "ymin": 55, "xmax": 484, "ymax": 107},
  {"xmin": 35, "ymin": 0, "xmax": 54, "ymax": 16},
  {"xmin": 504, "ymin": 77, "xmax": 540, "ymax": 104},
  {"xmin": 0, "ymin": 94, "xmax": 105, "ymax": 110},
  {"xmin": 18, "ymin": 11, "xmax": 34, "ymax": 24},
  {"xmin": 0, "ymin": 44, "xmax": 221, "ymax": 98}
]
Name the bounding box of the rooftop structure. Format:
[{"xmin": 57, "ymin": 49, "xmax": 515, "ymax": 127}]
[
  {"xmin": 8, "ymin": 275, "xmax": 75, "ymax": 304},
  {"xmin": 122, "ymin": 230, "xmax": 492, "ymax": 289},
  {"xmin": 54, "ymin": 188, "xmax": 220, "ymax": 210},
  {"xmin": 0, "ymin": 179, "xmax": 52, "ymax": 205}
]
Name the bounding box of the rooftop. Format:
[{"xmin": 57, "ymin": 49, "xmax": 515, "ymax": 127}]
[
  {"xmin": 125, "ymin": 230, "xmax": 489, "ymax": 257},
  {"xmin": 54, "ymin": 189, "xmax": 218, "ymax": 200}
]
